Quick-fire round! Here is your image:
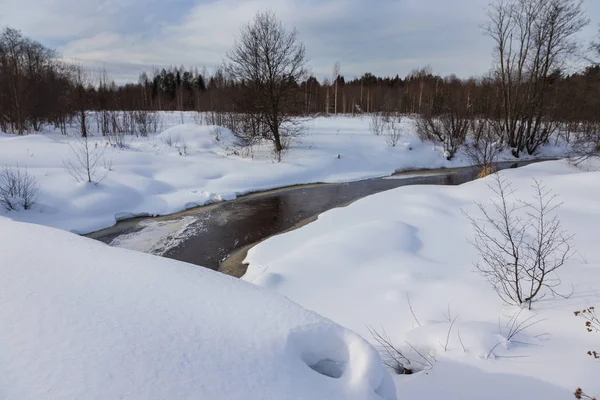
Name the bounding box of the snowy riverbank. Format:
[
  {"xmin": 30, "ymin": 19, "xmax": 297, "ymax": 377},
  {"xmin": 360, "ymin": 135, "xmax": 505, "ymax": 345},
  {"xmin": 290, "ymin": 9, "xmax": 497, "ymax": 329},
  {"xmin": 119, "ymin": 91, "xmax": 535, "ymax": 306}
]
[
  {"xmin": 0, "ymin": 114, "xmax": 569, "ymax": 234},
  {"xmin": 243, "ymin": 159, "xmax": 600, "ymax": 400}
]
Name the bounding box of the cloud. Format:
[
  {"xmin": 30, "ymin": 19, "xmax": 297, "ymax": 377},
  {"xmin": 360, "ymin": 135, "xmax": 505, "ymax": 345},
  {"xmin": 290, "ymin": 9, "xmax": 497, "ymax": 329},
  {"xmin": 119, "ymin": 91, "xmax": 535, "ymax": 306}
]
[{"xmin": 2, "ymin": 0, "xmax": 598, "ymax": 83}]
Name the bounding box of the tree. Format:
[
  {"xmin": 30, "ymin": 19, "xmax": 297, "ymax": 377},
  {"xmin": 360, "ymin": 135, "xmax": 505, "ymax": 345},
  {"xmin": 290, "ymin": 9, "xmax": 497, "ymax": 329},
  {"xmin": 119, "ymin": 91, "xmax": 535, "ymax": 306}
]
[
  {"xmin": 484, "ymin": 0, "xmax": 589, "ymax": 156},
  {"xmin": 225, "ymin": 11, "xmax": 308, "ymax": 156},
  {"xmin": 69, "ymin": 64, "xmax": 91, "ymax": 138},
  {"xmin": 415, "ymin": 86, "xmax": 471, "ymax": 160},
  {"xmin": 63, "ymin": 135, "xmax": 108, "ymax": 184},
  {"xmin": 333, "ymin": 61, "xmax": 340, "ymax": 115},
  {"xmin": 467, "ymin": 175, "xmax": 573, "ymax": 309}
]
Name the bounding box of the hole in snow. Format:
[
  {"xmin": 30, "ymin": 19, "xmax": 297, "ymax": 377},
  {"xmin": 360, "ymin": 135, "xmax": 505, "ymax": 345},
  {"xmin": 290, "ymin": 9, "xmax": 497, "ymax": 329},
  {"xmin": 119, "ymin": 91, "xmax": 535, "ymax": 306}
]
[{"xmin": 308, "ymin": 358, "xmax": 346, "ymax": 379}]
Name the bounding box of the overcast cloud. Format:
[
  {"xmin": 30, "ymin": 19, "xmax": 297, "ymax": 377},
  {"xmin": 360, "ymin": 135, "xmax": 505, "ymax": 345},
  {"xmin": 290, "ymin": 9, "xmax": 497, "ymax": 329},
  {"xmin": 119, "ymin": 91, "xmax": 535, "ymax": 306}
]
[{"xmin": 1, "ymin": 0, "xmax": 598, "ymax": 83}]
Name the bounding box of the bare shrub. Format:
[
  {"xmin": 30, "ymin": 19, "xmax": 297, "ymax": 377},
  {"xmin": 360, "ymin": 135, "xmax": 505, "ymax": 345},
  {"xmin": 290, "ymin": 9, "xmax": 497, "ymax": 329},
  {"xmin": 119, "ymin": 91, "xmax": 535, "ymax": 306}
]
[
  {"xmin": 467, "ymin": 174, "xmax": 573, "ymax": 309},
  {"xmin": 367, "ymin": 327, "xmax": 435, "ymax": 375},
  {"xmin": 134, "ymin": 110, "xmax": 160, "ymax": 137},
  {"xmin": 416, "ymin": 110, "xmax": 469, "ymax": 160},
  {"xmin": 571, "ymin": 122, "xmax": 600, "ymax": 165},
  {"xmin": 63, "ymin": 135, "xmax": 108, "ymax": 183},
  {"xmin": 385, "ymin": 117, "xmax": 403, "ymax": 147},
  {"xmin": 368, "ymin": 327, "xmax": 414, "ymax": 374},
  {"xmin": 0, "ymin": 164, "xmax": 39, "ymax": 210},
  {"xmin": 369, "ymin": 113, "xmax": 385, "ymax": 136}
]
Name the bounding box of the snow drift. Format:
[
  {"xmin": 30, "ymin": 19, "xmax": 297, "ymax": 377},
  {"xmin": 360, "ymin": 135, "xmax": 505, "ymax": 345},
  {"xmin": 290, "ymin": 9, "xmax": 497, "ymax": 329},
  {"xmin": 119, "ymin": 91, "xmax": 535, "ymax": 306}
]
[
  {"xmin": 243, "ymin": 160, "xmax": 600, "ymax": 399},
  {"xmin": 0, "ymin": 218, "xmax": 396, "ymax": 400}
]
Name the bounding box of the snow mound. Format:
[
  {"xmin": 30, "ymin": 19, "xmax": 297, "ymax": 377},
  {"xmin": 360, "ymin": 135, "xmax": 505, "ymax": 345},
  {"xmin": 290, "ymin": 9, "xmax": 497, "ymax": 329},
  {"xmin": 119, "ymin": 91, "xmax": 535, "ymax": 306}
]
[
  {"xmin": 0, "ymin": 219, "xmax": 396, "ymax": 400},
  {"xmin": 243, "ymin": 160, "xmax": 600, "ymax": 399}
]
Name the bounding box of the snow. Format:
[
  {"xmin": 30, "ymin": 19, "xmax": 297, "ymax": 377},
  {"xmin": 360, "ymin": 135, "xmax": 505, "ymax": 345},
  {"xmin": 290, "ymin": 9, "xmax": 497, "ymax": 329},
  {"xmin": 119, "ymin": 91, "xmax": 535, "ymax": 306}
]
[
  {"xmin": 109, "ymin": 215, "xmax": 202, "ymax": 255},
  {"xmin": 0, "ymin": 113, "xmax": 568, "ymax": 234},
  {"xmin": 2, "ymin": 114, "xmax": 593, "ymax": 399},
  {"xmin": 0, "ymin": 217, "xmax": 396, "ymax": 400},
  {"xmin": 242, "ymin": 159, "xmax": 600, "ymax": 399}
]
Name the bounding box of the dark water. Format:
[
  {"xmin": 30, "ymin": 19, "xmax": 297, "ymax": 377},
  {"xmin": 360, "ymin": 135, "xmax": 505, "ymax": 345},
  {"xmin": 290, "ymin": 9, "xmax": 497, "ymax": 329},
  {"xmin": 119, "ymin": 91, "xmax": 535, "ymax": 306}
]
[{"xmin": 88, "ymin": 160, "xmax": 541, "ymax": 274}]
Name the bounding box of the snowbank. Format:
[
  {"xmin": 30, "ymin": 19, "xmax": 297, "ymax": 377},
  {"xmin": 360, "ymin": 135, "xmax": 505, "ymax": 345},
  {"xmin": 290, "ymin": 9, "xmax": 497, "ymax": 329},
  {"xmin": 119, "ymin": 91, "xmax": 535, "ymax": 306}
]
[
  {"xmin": 0, "ymin": 114, "xmax": 568, "ymax": 234},
  {"xmin": 0, "ymin": 218, "xmax": 396, "ymax": 400},
  {"xmin": 243, "ymin": 160, "xmax": 600, "ymax": 399}
]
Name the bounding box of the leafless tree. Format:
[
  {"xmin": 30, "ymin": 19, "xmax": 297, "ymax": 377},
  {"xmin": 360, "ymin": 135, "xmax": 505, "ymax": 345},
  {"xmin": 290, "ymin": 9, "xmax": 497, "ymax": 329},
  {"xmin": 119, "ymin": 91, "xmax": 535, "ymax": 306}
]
[
  {"xmin": 570, "ymin": 122, "xmax": 600, "ymax": 164},
  {"xmin": 69, "ymin": 64, "xmax": 91, "ymax": 138},
  {"xmin": 63, "ymin": 135, "xmax": 108, "ymax": 184},
  {"xmin": 0, "ymin": 164, "xmax": 39, "ymax": 211},
  {"xmin": 484, "ymin": 0, "xmax": 589, "ymax": 156},
  {"xmin": 467, "ymin": 174, "xmax": 573, "ymax": 309},
  {"xmin": 333, "ymin": 61, "xmax": 340, "ymax": 115},
  {"xmin": 416, "ymin": 106, "xmax": 470, "ymax": 160},
  {"xmin": 225, "ymin": 11, "xmax": 308, "ymax": 158}
]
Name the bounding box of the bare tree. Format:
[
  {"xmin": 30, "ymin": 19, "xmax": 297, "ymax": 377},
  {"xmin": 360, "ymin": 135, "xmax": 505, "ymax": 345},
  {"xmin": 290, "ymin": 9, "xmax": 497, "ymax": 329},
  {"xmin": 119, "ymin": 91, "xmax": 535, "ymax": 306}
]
[
  {"xmin": 333, "ymin": 61, "xmax": 340, "ymax": 115},
  {"xmin": 570, "ymin": 122, "xmax": 600, "ymax": 164},
  {"xmin": 69, "ymin": 64, "xmax": 91, "ymax": 138},
  {"xmin": 484, "ymin": 0, "xmax": 589, "ymax": 156},
  {"xmin": 225, "ymin": 11, "xmax": 308, "ymax": 158},
  {"xmin": 63, "ymin": 135, "xmax": 108, "ymax": 184},
  {"xmin": 467, "ymin": 174, "xmax": 573, "ymax": 309}
]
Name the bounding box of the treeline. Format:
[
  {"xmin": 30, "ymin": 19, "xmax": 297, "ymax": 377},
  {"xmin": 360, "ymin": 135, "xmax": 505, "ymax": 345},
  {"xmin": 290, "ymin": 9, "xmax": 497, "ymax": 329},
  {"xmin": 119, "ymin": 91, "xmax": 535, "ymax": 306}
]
[
  {"xmin": 1, "ymin": 0, "xmax": 599, "ymax": 159},
  {"xmin": 0, "ymin": 28, "xmax": 72, "ymax": 134}
]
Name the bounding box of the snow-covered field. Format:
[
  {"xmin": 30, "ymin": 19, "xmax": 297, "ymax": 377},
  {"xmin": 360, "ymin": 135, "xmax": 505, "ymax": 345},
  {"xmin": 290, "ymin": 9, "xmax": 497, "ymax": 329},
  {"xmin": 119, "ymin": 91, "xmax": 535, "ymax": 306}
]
[
  {"xmin": 0, "ymin": 217, "xmax": 396, "ymax": 400},
  {"xmin": 0, "ymin": 113, "xmax": 568, "ymax": 234},
  {"xmin": 2, "ymin": 114, "xmax": 594, "ymax": 399},
  {"xmin": 243, "ymin": 159, "xmax": 600, "ymax": 399}
]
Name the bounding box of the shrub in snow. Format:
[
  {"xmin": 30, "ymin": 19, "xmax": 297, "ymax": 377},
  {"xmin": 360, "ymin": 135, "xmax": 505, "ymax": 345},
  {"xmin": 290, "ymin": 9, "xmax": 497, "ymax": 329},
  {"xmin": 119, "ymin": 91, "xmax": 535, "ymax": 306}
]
[
  {"xmin": 369, "ymin": 113, "xmax": 385, "ymax": 136},
  {"xmin": 0, "ymin": 165, "xmax": 39, "ymax": 211},
  {"xmin": 367, "ymin": 326, "xmax": 435, "ymax": 375},
  {"xmin": 63, "ymin": 135, "xmax": 108, "ymax": 184},
  {"xmin": 384, "ymin": 117, "xmax": 404, "ymax": 147},
  {"xmin": 416, "ymin": 106, "xmax": 470, "ymax": 160},
  {"xmin": 467, "ymin": 174, "xmax": 573, "ymax": 309}
]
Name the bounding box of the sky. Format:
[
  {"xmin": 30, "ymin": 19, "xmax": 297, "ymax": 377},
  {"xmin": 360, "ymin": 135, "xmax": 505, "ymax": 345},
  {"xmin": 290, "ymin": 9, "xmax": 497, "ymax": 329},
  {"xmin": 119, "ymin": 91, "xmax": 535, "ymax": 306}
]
[{"xmin": 0, "ymin": 0, "xmax": 598, "ymax": 83}]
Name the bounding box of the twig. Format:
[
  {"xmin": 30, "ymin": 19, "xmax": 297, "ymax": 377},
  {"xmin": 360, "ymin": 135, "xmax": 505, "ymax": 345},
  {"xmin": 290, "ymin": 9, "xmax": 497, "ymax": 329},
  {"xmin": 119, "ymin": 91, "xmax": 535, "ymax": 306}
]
[
  {"xmin": 407, "ymin": 294, "xmax": 422, "ymax": 327},
  {"xmin": 441, "ymin": 315, "xmax": 460, "ymax": 351},
  {"xmin": 404, "ymin": 340, "xmax": 435, "ymax": 366},
  {"xmin": 457, "ymin": 328, "xmax": 467, "ymax": 352}
]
